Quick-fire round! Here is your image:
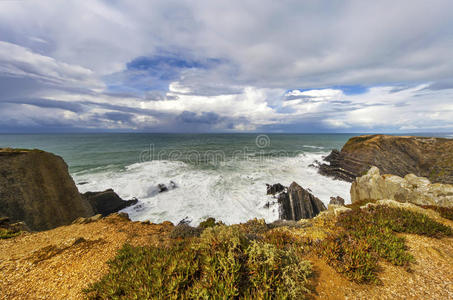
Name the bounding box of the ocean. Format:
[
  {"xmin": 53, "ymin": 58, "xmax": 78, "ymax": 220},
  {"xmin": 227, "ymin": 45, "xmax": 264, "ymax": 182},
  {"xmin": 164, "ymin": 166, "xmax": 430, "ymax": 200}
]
[{"xmin": 2, "ymin": 132, "xmax": 444, "ymax": 226}]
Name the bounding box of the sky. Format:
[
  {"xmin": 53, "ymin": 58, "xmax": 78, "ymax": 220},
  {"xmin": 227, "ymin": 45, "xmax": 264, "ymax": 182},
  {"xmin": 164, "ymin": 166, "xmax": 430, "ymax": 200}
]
[{"xmin": 1, "ymin": 0, "xmax": 453, "ymax": 133}]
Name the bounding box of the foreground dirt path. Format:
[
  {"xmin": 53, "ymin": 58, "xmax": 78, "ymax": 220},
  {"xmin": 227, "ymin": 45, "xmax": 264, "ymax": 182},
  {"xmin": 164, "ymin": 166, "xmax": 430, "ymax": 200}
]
[
  {"xmin": 1, "ymin": 214, "xmax": 452, "ymax": 299},
  {"xmin": 0, "ymin": 215, "xmax": 173, "ymax": 300}
]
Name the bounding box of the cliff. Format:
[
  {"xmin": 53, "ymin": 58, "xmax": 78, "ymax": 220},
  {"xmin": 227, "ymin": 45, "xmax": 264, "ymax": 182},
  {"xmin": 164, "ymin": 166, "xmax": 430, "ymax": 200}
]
[
  {"xmin": 0, "ymin": 148, "xmax": 94, "ymax": 231},
  {"xmin": 319, "ymin": 135, "xmax": 453, "ymax": 183}
]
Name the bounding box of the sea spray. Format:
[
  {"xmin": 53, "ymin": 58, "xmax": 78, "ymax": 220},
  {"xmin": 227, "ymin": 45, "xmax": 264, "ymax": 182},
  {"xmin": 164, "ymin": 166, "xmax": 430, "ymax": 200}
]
[{"xmin": 74, "ymin": 152, "xmax": 350, "ymax": 226}]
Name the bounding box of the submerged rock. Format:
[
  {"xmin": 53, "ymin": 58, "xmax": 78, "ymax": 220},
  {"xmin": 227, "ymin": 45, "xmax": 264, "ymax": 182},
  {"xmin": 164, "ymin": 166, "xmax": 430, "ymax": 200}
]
[
  {"xmin": 319, "ymin": 135, "xmax": 453, "ymax": 184},
  {"xmin": 157, "ymin": 184, "xmax": 168, "ymax": 193},
  {"xmin": 351, "ymin": 166, "xmax": 453, "ymax": 207},
  {"xmin": 266, "ymin": 183, "xmax": 286, "ymax": 195},
  {"xmin": 277, "ymin": 182, "xmax": 327, "ymax": 221},
  {"xmin": 157, "ymin": 181, "xmax": 177, "ymax": 193},
  {"xmin": 0, "ymin": 148, "xmax": 94, "ymax": 231},
  {"xmin": 81, "ymin": 189, "xmax": 138, "ymax": 217}
]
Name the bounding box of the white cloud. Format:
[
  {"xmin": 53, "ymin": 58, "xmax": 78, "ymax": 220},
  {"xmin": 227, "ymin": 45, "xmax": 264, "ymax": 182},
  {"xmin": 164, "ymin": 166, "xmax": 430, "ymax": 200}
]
[{"xmin": 0, "ymin": 41, "xmax": 103, "ymax": 90}]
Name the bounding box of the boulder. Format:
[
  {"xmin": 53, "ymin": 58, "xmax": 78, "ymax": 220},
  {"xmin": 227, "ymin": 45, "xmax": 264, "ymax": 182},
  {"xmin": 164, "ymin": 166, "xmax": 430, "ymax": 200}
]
[
  {"xmin": 329, "ymin": 196, "xmax": 345, "ymax": 206},
  {"xmin": 351, "ymin": 166, "xmax": 453, "ymax": 207},
  {"xmin": 0, "ymin": 148, "xmax": 94, "ymax": 231},
  {"xmin": 319, "ymin": 135, "xmax": 453, "ymax": 184},
  {"xmin": 81, "ymin": 189, "xmax": 138, "ymax": 217},
  {"xmin": 278, "ymin": 182, "xmax": 327, "ymax": 220}
]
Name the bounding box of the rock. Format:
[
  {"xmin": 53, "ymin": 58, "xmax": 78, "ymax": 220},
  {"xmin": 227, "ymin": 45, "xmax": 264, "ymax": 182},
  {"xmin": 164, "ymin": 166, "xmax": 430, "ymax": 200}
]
[
  {"xmin": 266, "ymin": 183, "xmax": 285, "ymax": 195},
  {"xmin": 81, "ymin": 189, "xmax": 138, "ymax": 217},
  {"xmin": 157, "ymin": 183, "xmax": 168, "ymax": 192},
  {"xmin": 117, "ymin": 212, "xmax": 130, "ymax": 220},
  {"xmin": 319, "ymin": 135, "xmax": 453, "ymax": 184},
  {"xmin": 350, "ymin": 166, "xmax": 453, "ymax": 207},
  {"xmin": 325, "ymin": 204, "xmax": 352, "ymax": 217},
  {"xmin": 329, "ymin": 196, "xmax": 345, "ymax": 206},
  {"xmin": 278, "ymin": 182, "xmax": 327, "ymax": 220},
  {"xmin": 0, "ymin": 148, "xmax": 94, "ymax": 231}
]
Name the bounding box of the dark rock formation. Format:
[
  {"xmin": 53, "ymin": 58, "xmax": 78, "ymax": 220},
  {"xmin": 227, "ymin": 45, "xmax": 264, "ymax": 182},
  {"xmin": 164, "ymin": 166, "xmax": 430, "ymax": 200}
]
[
  {"xmin": 158, "ymin": 184, "xmax": 168, "ymax": 193},
  {"xmin": 158, "ymin": 181, "xmax": 176, "ymax": 193},
  {"xmin": 266, "ymin": 183, "xmax": 285, "ymax": 195},
  {"xmin": 277, "ymin": 182, "xmax": 326, "ymax": 221},
  {"xmin": 81, "ymin": 189, "xmax": 138, "ymax": 217},
  {"xmin": 0, "ymin": 148, "xmax": 94, "ymax": 231},
  {"xmin": 329, "ymin": 196, "xmax": 345, "ymax": 206},
  {"xmin": 319, "ymin": 135, "xmax": 453, "ymax": 184}
]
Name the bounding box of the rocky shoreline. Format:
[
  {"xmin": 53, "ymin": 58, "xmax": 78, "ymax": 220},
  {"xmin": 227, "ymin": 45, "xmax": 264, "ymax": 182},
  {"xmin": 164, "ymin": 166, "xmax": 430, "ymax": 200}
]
[
  {"xmin": 319, "ymin": 134, "xmax": 453, "ymax": 184},
  {"xmin": 1, "ymin": 136, "xmax": 453, "ymax": 299}
]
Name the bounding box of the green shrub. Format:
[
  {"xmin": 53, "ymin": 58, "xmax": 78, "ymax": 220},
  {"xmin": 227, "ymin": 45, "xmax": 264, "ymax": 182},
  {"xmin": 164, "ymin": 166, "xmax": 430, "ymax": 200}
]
[
  {"xmin": 85, "ymin": 226, "xmax": 313, "ymax": 299},
  {"xmin": 198, "ymin": 217, "xmax": 217, "ymax": 229},
  {"xmin": 419, "ymin": 205, "xmax": 453, "ymax": 221},
  {"xmin": 245, "ymin": 241, "xmax": 312, "ymax": 299},
  {"xmin": 169, "ymin": 224, "xmax": 202, "ymax": 239},
  {"xmin": 318, "ymin": 231, "xmax": 379, "ymax": 283},
  {"xmin": 84, "ymin": 242, "xmax": 202, "ymax": 299}
]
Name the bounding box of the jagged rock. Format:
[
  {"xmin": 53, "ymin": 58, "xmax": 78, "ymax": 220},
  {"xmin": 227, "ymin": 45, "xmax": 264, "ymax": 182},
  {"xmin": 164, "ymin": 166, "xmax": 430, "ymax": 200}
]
[
  {"xmin": 157, "ymin": 181, "xmax": 177, "ymax": 193},
  {"xmin": 329, "ymin": 196, "xmax": 345, "ymax": 206},
  {"xmin": 278, "ymin": 182, "xmax": 327, "ymax": 221},
  {"xmin": 351, "ymin": 166, "xmax": 453, "ymax": 207},
  {"xmin": 0, "ymin": 148, "xmax": 94, "ymax": 231},
  {"xmin": 266, "ymin": 183, "xmax": 286, "ymax": 195},
  {"xmin": 319, "ymin": 135, "xmax": 453, "ymax": 183},
  {"xmin": 81, "ymin": 189, "xmax": 138, "ymax": 217}
]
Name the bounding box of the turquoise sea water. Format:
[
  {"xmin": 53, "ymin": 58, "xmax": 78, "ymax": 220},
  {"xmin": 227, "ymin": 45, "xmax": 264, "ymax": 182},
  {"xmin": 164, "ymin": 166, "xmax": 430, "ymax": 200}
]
[{"xmin": 1, "ymin": 133, "xmax": 450, "ymax": 225}]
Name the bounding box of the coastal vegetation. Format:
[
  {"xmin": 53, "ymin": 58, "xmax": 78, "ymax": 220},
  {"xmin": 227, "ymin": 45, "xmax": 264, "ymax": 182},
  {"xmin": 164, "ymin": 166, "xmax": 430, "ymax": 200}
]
[
  {"xmin": 85, "ymin": 204, "xmax": 452, "ymax": 298},
  {"xmin": 84, "ymin": 225, "xmax": 313, "ymax": 299}
]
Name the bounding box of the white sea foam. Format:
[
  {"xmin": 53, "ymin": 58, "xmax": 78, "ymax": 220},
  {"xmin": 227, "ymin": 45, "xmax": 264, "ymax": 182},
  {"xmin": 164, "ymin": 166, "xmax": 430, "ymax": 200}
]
[{"xmin": 74, "ymin": 152, "xmax": 350, "ymax": 226}]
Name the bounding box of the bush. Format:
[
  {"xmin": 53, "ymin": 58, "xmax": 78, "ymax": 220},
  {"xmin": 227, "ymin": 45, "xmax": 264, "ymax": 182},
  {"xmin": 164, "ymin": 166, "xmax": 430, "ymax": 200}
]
[
  {"xmin": 420, "ymin": 205, "xmax": 453, "ymax": 221},
  {"xmin": 198, "ymin": 217, "xmax": 217, "ymax": 229},
  {"xmin": 169, "ymin": 224, "xmax": 202, "ymax": 239},
  {"xmin": 85, "ymin": 226, "xmax": 313, "ymax": 299}
]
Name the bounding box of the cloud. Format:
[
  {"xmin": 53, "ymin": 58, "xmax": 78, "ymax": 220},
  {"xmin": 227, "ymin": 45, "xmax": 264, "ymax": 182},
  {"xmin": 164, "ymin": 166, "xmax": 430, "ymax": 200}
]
[
  {"xmin": 0, "ymin": 1, "xmax": 453, "ymax": 132},
  {"xmin": 0, "ymin": 41, "xmax": 102, "ymax": 90}
]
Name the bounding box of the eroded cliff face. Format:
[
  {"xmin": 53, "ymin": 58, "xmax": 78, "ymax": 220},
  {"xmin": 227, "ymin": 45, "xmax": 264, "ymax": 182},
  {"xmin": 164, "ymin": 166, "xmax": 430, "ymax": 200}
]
[
  {"xmin": 0, "ymin": 149, "xmax": 94, "ymax": 231},
  {"xmin": 319, "ymin": 135, "xmax": 453, "ymax": 184},
  {"xmin": 351, "ymin": 166, "xmax": 453, "ymax": 207}
]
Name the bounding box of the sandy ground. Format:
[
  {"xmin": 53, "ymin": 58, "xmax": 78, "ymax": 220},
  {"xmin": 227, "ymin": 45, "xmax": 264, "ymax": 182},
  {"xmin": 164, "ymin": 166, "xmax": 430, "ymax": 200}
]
[{"xmin": 0, "ymin": 214, "xmax": 173, "ymax": 300}]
